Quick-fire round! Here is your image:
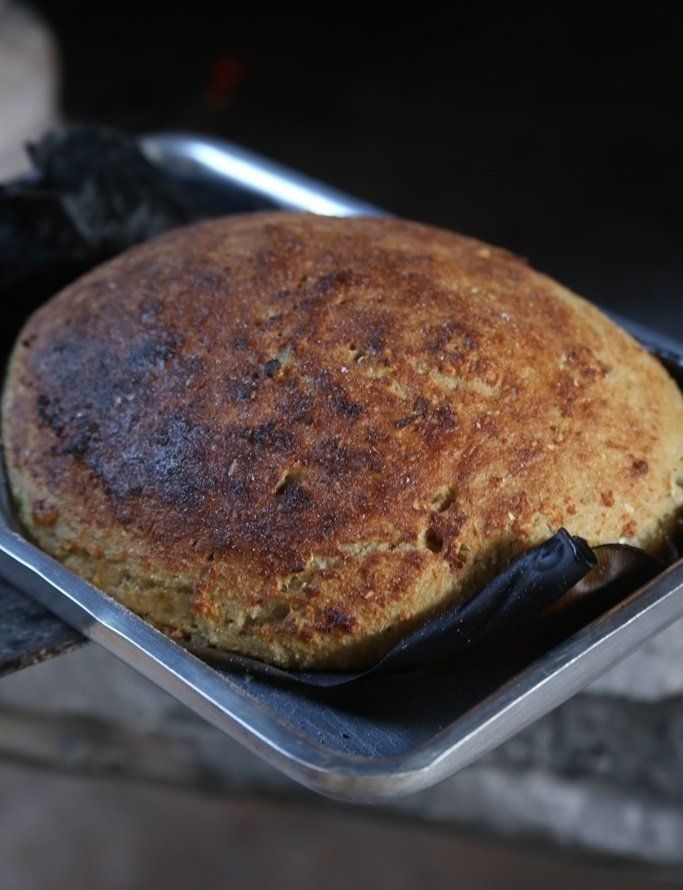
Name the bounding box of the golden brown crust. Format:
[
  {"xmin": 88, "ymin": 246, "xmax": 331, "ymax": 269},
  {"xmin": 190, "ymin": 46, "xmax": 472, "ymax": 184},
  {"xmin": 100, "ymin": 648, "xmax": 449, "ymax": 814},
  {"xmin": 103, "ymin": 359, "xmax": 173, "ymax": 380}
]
[{"xmin": 3, "ymin": 213, "xmax": 683, "ymax": 668}]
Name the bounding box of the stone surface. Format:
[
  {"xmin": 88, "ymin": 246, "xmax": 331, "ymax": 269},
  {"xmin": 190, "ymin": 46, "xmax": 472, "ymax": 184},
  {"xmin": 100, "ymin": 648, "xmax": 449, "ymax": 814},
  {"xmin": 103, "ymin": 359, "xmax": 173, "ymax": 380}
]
[
  {"xmin": 0, "ymin": 580, "xmax": 82, "ymax": 677},
  {"xmin": 1, "ymin": 761, "xmax": 674, "ymax": 890},
  {"xmin": 0, "ymin": 3, "xmax": 59, "ymax": 180},
  {"xmin": 587, "ymin": 618, "xmax": 683, "ymax": 700},
  {"xmin": 1, "ymin": 643, "xmax": 683, "ymax": 867}
]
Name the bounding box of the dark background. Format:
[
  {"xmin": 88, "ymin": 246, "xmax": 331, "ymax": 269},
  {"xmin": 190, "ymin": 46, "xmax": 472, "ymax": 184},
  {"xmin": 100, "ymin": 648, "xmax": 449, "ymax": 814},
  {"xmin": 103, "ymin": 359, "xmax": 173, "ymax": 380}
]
[{"xmin": 32, "ymin": 2, "xmax": 683, "ymax": 337}]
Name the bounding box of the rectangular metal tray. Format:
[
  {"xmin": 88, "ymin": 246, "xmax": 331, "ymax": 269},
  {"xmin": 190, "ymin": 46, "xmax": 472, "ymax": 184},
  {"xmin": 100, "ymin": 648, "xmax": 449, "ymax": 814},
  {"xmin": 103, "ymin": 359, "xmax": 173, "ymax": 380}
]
[{"xmin": 1, "ymin": 132, "xmax": 682, "ymax": 803}]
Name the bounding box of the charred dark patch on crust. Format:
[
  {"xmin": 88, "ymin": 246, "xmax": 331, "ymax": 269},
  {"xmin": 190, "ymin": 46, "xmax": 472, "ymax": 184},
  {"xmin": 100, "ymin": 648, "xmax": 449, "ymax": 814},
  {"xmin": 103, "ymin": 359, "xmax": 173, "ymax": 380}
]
[
  {"xmin": 263, "ymin": 358, "xmax": 280, "ymax": 378},
  {"xmin": 394, "ymin": 396, "xmax": 430, "ymax": 430},
  {"xmin": 315, "ymin": 607, "xmax": 359, "ymax": 634},
  {"xmin": 304, "ymin": 269, "xmax": 364, "ymax": 300},
  {"xmin": 394, "ymin": 413, "xmax": 418, "ymax": 430},
  {"xmin": 309, "ymin": 437, "xmax": 383, "ymax": 477},
  {"xmin": 225, "ymin": 376, "xmax": 258, "ymax": 402},
  {"xmin": 127, "ymin": 332, "xmax": 182, "ymax": 371},
  {"xmin": 313, "ymin": 371, "xmax": 364, "ymax": 420},
  {"xmin": 64, "ymin": 419, "xmax": 99, "ymax": 457},
  {"xmin": 422, "ymin": 403, "xmax": 459, "ymax": 446},
  {"xmin": 36, "ymin": 394, "xmax": 65, "ymax": 437},
  {"xmin": 330, "ymin": 387, "xmax": 363, "ymax": 419},
  {"xmin": 426, "ymin": 320, "xmax": 478, "ymax": 359},
  {"xmin": 275, "ymin": 479, "xmax": 312, "ymax": 511},
  {"xmin": 247, "ymin": 422, "xmax": 295, "ymax": 450}
]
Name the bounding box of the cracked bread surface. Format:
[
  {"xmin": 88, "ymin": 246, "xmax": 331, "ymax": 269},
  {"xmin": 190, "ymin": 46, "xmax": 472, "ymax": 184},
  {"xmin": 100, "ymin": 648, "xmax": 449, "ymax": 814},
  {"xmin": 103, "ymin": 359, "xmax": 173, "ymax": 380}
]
[{"xmin": 3, "ymin": 212, "xmax": 683, "ymax": 669}]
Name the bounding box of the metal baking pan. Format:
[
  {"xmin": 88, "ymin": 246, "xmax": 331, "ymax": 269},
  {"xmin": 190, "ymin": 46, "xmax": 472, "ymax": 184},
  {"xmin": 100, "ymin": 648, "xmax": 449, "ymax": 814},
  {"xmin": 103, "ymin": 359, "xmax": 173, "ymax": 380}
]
[{"xmin": 1, "ymin": 131, "xmax": 682, "ymax": 803}]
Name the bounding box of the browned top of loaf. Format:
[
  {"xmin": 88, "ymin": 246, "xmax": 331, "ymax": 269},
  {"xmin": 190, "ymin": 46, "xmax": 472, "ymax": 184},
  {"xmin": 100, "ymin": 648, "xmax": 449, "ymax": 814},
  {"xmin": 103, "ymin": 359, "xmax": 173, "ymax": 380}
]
[{"xmin": 3, "ymin": 213, "xmax": 683, "ymax": 668}]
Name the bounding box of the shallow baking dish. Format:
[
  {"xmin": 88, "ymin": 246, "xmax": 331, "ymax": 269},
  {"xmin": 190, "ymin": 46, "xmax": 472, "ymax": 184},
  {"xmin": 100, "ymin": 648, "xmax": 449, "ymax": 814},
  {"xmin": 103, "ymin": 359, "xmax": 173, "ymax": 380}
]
[{"xmin": 0, "ymin": 132, "xmax": 682, "ymax": 803}]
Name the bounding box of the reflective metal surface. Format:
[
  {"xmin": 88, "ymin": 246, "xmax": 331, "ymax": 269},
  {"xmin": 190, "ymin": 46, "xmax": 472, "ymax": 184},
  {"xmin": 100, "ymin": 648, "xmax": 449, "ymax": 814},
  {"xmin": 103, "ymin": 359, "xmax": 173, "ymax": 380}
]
[
  {"xmin": 1, "ymin": 132, "xmax": 682, "ymax": 803},
  {"xmin": 140, "ymin": 132, "xmax": 384, "ymax": 217}
]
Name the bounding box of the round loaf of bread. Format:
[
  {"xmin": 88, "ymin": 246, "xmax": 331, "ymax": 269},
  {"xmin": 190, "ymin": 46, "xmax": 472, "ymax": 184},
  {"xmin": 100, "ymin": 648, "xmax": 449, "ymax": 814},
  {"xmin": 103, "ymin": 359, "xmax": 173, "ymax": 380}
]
[{"xmin": 3, "ymin": 213, "xmax": 683, "ymax": 669}]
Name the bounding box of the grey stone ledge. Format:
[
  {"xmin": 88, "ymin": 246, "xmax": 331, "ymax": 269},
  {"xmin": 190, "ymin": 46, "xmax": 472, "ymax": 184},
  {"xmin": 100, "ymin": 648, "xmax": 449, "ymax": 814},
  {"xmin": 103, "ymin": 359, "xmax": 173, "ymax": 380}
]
[{"xmin": 1, "ymin": 644, "xmax": 683, "ymax": 867}]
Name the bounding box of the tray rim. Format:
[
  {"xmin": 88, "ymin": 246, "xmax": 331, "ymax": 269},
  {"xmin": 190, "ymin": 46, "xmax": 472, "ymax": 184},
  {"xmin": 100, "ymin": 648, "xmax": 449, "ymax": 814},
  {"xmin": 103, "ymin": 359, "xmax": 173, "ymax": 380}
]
[
  {"xmin": 1, "ymin": 130, "xmax": 682, "ymax": 803},
  {"xmin": 2, "ymin": 519, "xmax": 682, "ymax": 803}
]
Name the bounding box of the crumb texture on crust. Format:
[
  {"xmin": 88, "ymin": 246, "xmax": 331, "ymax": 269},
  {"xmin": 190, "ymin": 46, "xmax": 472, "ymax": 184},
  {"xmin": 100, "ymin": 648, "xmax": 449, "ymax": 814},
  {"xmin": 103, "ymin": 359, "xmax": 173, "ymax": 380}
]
[{"xmin": 3, "ymin": 213, "xmax": 683, "ymax": 669}]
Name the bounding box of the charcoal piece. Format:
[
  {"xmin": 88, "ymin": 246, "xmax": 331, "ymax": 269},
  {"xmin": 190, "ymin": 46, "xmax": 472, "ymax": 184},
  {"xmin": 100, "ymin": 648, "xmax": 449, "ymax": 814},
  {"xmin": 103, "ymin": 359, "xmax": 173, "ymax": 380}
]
[
  {"xmin": 0, "ymin": 127, "xmax": 192, "ymax": 293},
  {"xmin": 0, "ymin": 126, "xmax": 271, "ymax": 358}
]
